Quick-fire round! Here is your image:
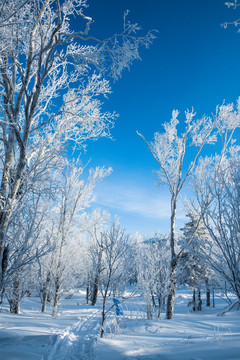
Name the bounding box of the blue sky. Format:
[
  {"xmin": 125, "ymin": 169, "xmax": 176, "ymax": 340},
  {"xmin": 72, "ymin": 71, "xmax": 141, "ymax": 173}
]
[{"xmin": 83, "ymin": 0, "xmax": 240, "ymax": 237}]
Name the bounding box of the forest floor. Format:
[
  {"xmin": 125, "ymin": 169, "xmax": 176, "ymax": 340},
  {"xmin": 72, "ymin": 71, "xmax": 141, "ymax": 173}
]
[{"xmin": 0, "ymin": 287, "xmax": 240, "ymax": 359}]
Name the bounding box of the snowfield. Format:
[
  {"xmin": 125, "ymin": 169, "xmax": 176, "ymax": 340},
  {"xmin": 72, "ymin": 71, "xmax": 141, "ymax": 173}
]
[{"xmin": 0, "ymin": 288, "xmax": 240, "ymax": 360}]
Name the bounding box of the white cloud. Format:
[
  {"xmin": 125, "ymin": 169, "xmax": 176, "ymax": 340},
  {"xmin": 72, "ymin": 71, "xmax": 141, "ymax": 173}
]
[{"xmin": 93, "ymin": 179, "xmax": 186, "ymax": 222}]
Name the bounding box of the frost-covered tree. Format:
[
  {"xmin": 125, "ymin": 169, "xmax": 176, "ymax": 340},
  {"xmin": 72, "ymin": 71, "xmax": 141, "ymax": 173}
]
[
  {"xmin": 48, "ymin": 161, "xmax": 110, "ymax": 316},
  {"xmin": 0, "ymin": 0, "xmax": 155, "ymax": 270},
  {"xmin": 99, "ymin": 222, "xmax": 130, "ymax": 338},
  {"xmin": 39, "ymin": 231, "xmax": 90, "ymax": 312},
  {"xmin": 138, "ymin": 99, "xmax": 240, "ymax": 319},
  {"xmin": 89, "ymin": 233, "xmax": 104, "ymax": 306},
  {"xmin": 1, "ymin": 185, "xmax": 52, "ymax": 313},
  {"xmin": 179, "ymin": 211, "xmax": 213, "ymax": 311},
  {"xmin": 193, "ymin": 148, "xmax": 240, "ymax": 304},
  {"xmin": 135, "ymin": 236, "xmax": 170, "ymax": 319},
  {"xmin": 6, "ymin": 263, "xmax": 39, "ymax": 314},
  {"xmin": 87, "ymin": 211, "xmax": 110, "ymax": 306},
  {"xmin": 0, "ymin": 124, "xmax": 66, "ymax": 301}
]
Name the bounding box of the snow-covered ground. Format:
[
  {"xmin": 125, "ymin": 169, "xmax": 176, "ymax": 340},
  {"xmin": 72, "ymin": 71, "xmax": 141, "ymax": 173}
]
[{"xmin": 0, "ymin": 288, "xmax": 240, "ymax": 360}]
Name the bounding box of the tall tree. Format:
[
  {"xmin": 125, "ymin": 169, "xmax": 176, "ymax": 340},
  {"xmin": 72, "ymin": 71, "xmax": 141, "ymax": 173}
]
[
  {"xmin": 49, "ymin": 160, "xmax": 110, "ymax": 316},
  {"xmin": 193, "ymin": 148, "xmax": 240, "ymax": 303},
  {"xmin": 179, "ymin": 211, "xmax": 212, "ymax": 311},
  {"xmin": 99, "ymin": 222, "xmax": 130, "ymax": 338},
  {"xmin": 137, "ymin": 237, "xmax": 170, "ymax": 318},
  {"xmin": 138, "ymin": 100, "xmax": 240, "ymax": 318},
  {"xmin": 2, "ymin": 184, "xmax": 52, "ymax": 313},
  {"xmin": 0, "ymin": 0, "xmax": 155, "ymax": 268}
]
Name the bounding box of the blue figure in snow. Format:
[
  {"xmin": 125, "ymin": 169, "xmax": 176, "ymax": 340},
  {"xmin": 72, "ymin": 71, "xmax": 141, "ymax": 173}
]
[{"xmin": 113, "ymin": 298, "xmax": 123, "ymax": 316}]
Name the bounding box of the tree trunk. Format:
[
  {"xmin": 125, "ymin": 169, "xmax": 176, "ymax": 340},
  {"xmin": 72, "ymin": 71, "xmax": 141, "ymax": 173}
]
[
  {"xmin": 0, "ymin": 245, "xmax": 9, "ymax": 304},
  {"xmin": 147, "ymin": 293, "xmax": 152, "ymax": 320},
  {"xmin": 41, "ymin": 271, "xmax": 51, "ymax": 312},
  {"xmin": 0, "ymin": 140, "xmax": 27, "ymax": 264},
  {"xmin": 166, "ymin": 256, "xmax": 178, "ymax": 319},
  {"xmin": 212, "ymin": 287, "xmax": 215, "ymax": 308},
  {"xmin": 157, "ymin": 296, "xmax": 161, "ymax": 318},
  {"xmin": 52, "ymin": 231, "xmax": 65, "ymax": 316},
  {"xmin": 9, "ymin": 298, "xmax": 20, "ymax": 314},
  {"xmin": 91, "ymin": 275, "xmax": 99, "ymax": 306},
  {"xmin": 86, "ymin": 280, "xmax": 90, "ymax": 304},
  {"xmin": 197, "ymin": 288, "xmax": 202, "ymax": 311},
  {"xmin": 9, "ymin": 276, "xmax": 20, "ymax": 314},
  {"xmin": 42, "ymin": 293, "xmax": 48, "ymax": 313},
  {"xmin": 52, "ymin": 277, "xmax": 60, "ymax": 316},
  {"xmin": 166, "ymin": 197, "xmax": 178, "ymax": 319},
  {"xmin": 151, "ymin": 291, "xmax": 156, "ymax": 308},
  {"xmin": 100, "ymin": 279, "xmax": 111, "ymax": 338},
  {"xmin": 0, "ymin": 224, "xmax": 8, "ymax": 269},
  {"xmin": 0, "ymin": 135, "xmax": 14, "ymax": 264},
  {"xmin": 206, "ymin": 280, "xmax": 210, "ymax": 306},
  {"xmin": 92, "ymin": 246, "xmax": 103, "ymax": 306},
  {"xmin": 100, "ymin": 295, "xmax": 107, "ymax": 338},
  {"xmin": 192, "ymin": 288, "xmax": 196, "ymax": 311},
  {"xmin": 1, "ymin": 245, "xmax": 9, "ymax": 284},
  {"xmin": 0, "ymin": 290, "xmax": 4, "ymax": 305}
]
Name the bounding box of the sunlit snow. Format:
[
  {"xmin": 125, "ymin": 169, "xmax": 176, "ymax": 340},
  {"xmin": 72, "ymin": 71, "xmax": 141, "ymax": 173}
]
[{"xmin": 0, "ymin": 288, "xmax": 239, "ymax": 359}]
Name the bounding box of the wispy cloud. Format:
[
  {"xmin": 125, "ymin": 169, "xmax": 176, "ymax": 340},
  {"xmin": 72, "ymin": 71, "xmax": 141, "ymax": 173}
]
[{"xmin": 93, "ymin": 178, "xmax": 186, "ymax": 223}]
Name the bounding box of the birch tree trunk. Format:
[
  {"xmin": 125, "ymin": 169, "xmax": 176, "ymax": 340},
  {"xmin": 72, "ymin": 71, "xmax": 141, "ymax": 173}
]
[
  {"xmin": 86, "ymin": 278, "xmax": 90, "ymax": 304},
  {"xmin": 41, "ymin": 270, "xmax": 51, "ymax": 313},
  {"xmin": 91, "ymin": 245, "xmax": 103, "ymax": 306},
  {"xmin": 9, "ymin": 276, "xmax": 20, "ymax": 314},
  {"xmin": 100, "ymin": 284, "xmax": 110, "ymax": 338},
  {"xmin": 147, "ymin": 292, "xmax": 152, "ymax": 320},
  {"xmin": 100, "ymin": 299, "xmax": 106, "ymax": 338},
  {"xmin": 52, "ymin": 277, "xmax": 61, "ymax": 317},
  {"xmin": 52, "ymin": 245, "xmax": 63, "ymax": 317},
  {"xmin": 166, "ymin": 197, "xmax": 179, "ymax": 319},
  {"xmin": 197, "ymin": 288, "xmax": 202, "ymax": 311},
  {"xmin": 166, "ymin": 257, "xmax": 178, "ymax": 319}
]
